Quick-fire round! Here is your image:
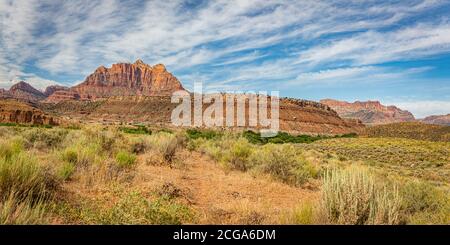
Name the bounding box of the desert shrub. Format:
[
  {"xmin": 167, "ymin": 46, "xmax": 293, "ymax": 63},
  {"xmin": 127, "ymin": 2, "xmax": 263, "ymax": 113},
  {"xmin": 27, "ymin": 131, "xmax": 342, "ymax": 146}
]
[
  {"xmin": 146, "ymin": 132, "xmax": 182, "ymax": 163},
  {"xmin": 400, "ymin": 181, "xmax": 450, "ymax": 224},
  {"xmin": 249, "ymin": 144, "xmax": 318, "ymax": 185},
  {"xmin": 119, "ymin": 125, "xmax": 151, "ymax": 135},
  {"xmin": 194, "ymin": 139, "xmax": 223, "ymax": 160},
  {"xmin": 0, "ymin": 152, "xmax": 58, "ymax": 202},
  {"xmin": 115, "ymin": 151, "xmax": 137, "ymax": 168},
  {"xmin": 130, "ymin": 139, "xmax": 147, "ymax": 154},
  {"xmin": 96, "ymin": 191, "xmax": 193, "ymax": 224},
  {"xmin": 322, "ymin": 167, "xmax": 402, "ymax": 225},
  {"xmin": 82, "ymin": 127, "xmax": 122, "ymax": 152},
  {"xmin": 221, "ymin": 138, "xmax": 253, "ymax": 171},
  {"xmin": 22, "ymin": 128, "xmax": 68, "ymax": 149},
  {"xmin": 186, "ymin": 129, "xmax": 222, "ymax": 140},
  {"xmin": 0, "ymin": 192, "xmax": 47, "ymax": 224}
]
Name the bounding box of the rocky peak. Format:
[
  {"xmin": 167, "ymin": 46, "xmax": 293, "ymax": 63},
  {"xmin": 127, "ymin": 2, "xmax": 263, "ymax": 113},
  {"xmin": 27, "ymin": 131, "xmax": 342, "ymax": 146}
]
[
  {"xmin": 6, "ymin": 81, "xmax": 46, "ymax": 102},
  {"xmin": 10, "ymin": 81, "xmax": 44, "ymax": 95},
  {"xmin": 72, "ymin": 60, "xmax": 184, "ymax": 100}
]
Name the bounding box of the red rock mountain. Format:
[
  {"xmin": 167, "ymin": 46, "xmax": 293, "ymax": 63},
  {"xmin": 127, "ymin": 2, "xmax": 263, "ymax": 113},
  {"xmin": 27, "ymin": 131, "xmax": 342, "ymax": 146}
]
[
  {"xmin": 0, "ymin": 81, "xmax": 46, "ymax": 102},
  {"xmin": 320, "ymin": 99, "xmax": 415, "ymax": 125},
  {"xmin": 54, "ymin": 59, "xmax": 183, "ymax": 101},
  {"xmin": 420, "ymin": 114, "xmax": 450, "ymax": 126}
]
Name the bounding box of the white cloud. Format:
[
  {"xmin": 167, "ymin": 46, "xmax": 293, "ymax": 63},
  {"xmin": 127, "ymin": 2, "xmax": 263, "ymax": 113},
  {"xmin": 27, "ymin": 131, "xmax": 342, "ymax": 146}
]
[
  {"xmin": 288, "ymin": 66, "xmax": 433, "ymax": 86},
  {"xmin": 0, "ymin": 0, "xmax": 449, "ymax": 94},
  {"xmin": 298, "ymin": 23, "xmax": 450, "ymax": 66},
  {"xmin": 384, "ymin": 100, "xmax": 450, "ymax": 118}
]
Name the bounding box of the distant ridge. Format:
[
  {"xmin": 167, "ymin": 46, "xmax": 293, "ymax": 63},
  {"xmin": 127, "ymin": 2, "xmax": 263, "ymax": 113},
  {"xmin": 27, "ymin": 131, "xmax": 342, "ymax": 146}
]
[{"xmin": 320, "ymin": 99, "xmax": 415, "ymax": 125}]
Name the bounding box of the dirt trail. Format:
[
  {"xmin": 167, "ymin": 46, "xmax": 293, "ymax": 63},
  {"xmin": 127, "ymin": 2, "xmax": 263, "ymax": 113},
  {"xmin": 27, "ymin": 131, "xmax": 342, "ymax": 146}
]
[{"xmin": 135, "ymin": 151, "xmax": 319, "ymax": 224}]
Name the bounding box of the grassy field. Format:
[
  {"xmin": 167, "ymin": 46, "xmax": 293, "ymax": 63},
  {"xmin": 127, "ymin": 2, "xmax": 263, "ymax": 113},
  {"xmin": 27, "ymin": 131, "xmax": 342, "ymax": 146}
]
[{"xmin": 0, "ymin": 125, "xmax": 448, "ymax": 224}]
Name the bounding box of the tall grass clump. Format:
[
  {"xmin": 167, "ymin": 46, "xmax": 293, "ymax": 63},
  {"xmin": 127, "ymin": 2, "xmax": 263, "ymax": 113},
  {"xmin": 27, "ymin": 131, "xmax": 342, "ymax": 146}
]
[
  {"xmin": 115, "ymin": 151, "xmax": 137, "ymax": 168},
  {"xmin": 0, "ymin": 192, "xmax": 48, "ymax": 224},
  {"xmin": 322, "ymin": 167, "xmax": 402, "ymax": 225},
  {"xmin": 0, "ymin": 152, "xmax": 58, "ymax": 202}
]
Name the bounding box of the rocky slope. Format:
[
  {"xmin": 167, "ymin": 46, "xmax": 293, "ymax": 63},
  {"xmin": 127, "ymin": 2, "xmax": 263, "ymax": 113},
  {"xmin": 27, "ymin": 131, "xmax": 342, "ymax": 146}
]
[
  {"xmin": 0, "ymin": 99, "xmax": 58, "ymax": 125},
  {"xmin": 320, "ymin": 99, "xmax": 415, "ymax": 125},
  {"xmin": 41, "ymin": 95, "xmax": 364, "ymax": 135},
  {"xmin": 420, "ymin": 114, "xmax": 450, "ymax": 126}
]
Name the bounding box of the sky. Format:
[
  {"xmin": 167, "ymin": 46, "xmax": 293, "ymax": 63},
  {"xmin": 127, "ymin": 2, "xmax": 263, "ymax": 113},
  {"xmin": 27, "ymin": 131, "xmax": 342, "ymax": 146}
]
[{"xmin": 1, "ymin": 0, "xmax": 450, "ymax": 118}]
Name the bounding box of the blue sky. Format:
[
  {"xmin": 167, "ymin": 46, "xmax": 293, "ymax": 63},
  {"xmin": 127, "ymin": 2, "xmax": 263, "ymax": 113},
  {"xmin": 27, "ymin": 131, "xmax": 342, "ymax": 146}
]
[{"xmin": 1, "ymin": 0, "xmax": 450, "ymax": 118}]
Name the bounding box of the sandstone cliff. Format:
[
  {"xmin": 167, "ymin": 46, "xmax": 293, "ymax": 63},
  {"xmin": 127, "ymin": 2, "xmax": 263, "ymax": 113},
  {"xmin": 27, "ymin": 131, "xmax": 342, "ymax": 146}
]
[
  {"xmin": 0, "ymin": 99, "xmax": 58, "ymax": 125},
  {"xmin": 71, "ymin": 60, "xmax": 184, "ymax": 100}
]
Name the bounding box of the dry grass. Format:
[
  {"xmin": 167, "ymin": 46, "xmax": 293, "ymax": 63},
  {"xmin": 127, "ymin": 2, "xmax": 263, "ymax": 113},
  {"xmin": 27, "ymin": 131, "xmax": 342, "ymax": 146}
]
[{"xmin": 0, "ymin": 125, "xmax": 448, "ymax": 224}]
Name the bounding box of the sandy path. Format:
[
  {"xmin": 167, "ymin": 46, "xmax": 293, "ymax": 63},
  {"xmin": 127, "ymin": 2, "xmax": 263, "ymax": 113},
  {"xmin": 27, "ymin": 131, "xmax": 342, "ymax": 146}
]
[{"xmin": 135, "ymin": 151, "xmax": 319, "ymax": 224}]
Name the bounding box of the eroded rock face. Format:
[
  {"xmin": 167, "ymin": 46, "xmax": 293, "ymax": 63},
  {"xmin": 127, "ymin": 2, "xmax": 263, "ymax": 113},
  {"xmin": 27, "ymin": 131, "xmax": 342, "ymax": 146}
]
[
  {"xmin": 421, "ymin": 114, "xmax": 450, "ymax": 126},
  {"xmin": 0, "ymin": 99, "xmax": 58, "ymax": 125},
  {"xmin": 71, "ymin": 60, "xmax": 185, "ymax": 100},
  {"xmin": 320, "ymin": 99, "xmax": 415, "ymax": 125}
]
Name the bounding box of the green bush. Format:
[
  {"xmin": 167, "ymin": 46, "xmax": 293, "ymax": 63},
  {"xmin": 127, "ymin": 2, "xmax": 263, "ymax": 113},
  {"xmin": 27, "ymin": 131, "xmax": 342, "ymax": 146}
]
[
  {"xmin": 115, "ymin": 151, "xmax": 137, "ymax": 168},
  {"xmin": 322, "ymin": 167, "xmax": 402, "ymax": 225},
  {"xmin": 242, "ymin": 130, "xmax": 357, "ymax": 145},
  {"xmin": 186, "ymin": 129, "xmax": 222, "ymax": 140},
  {"xmin": 119, "ymin": 126, "xmax": 151, "ymax": 135}
]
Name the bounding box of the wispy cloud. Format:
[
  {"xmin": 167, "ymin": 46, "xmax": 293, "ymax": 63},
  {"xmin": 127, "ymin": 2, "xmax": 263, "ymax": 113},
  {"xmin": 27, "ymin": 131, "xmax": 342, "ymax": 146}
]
[{"xmin": 0, "ymin": 0, "xmax": 449, "ymax": 116}]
